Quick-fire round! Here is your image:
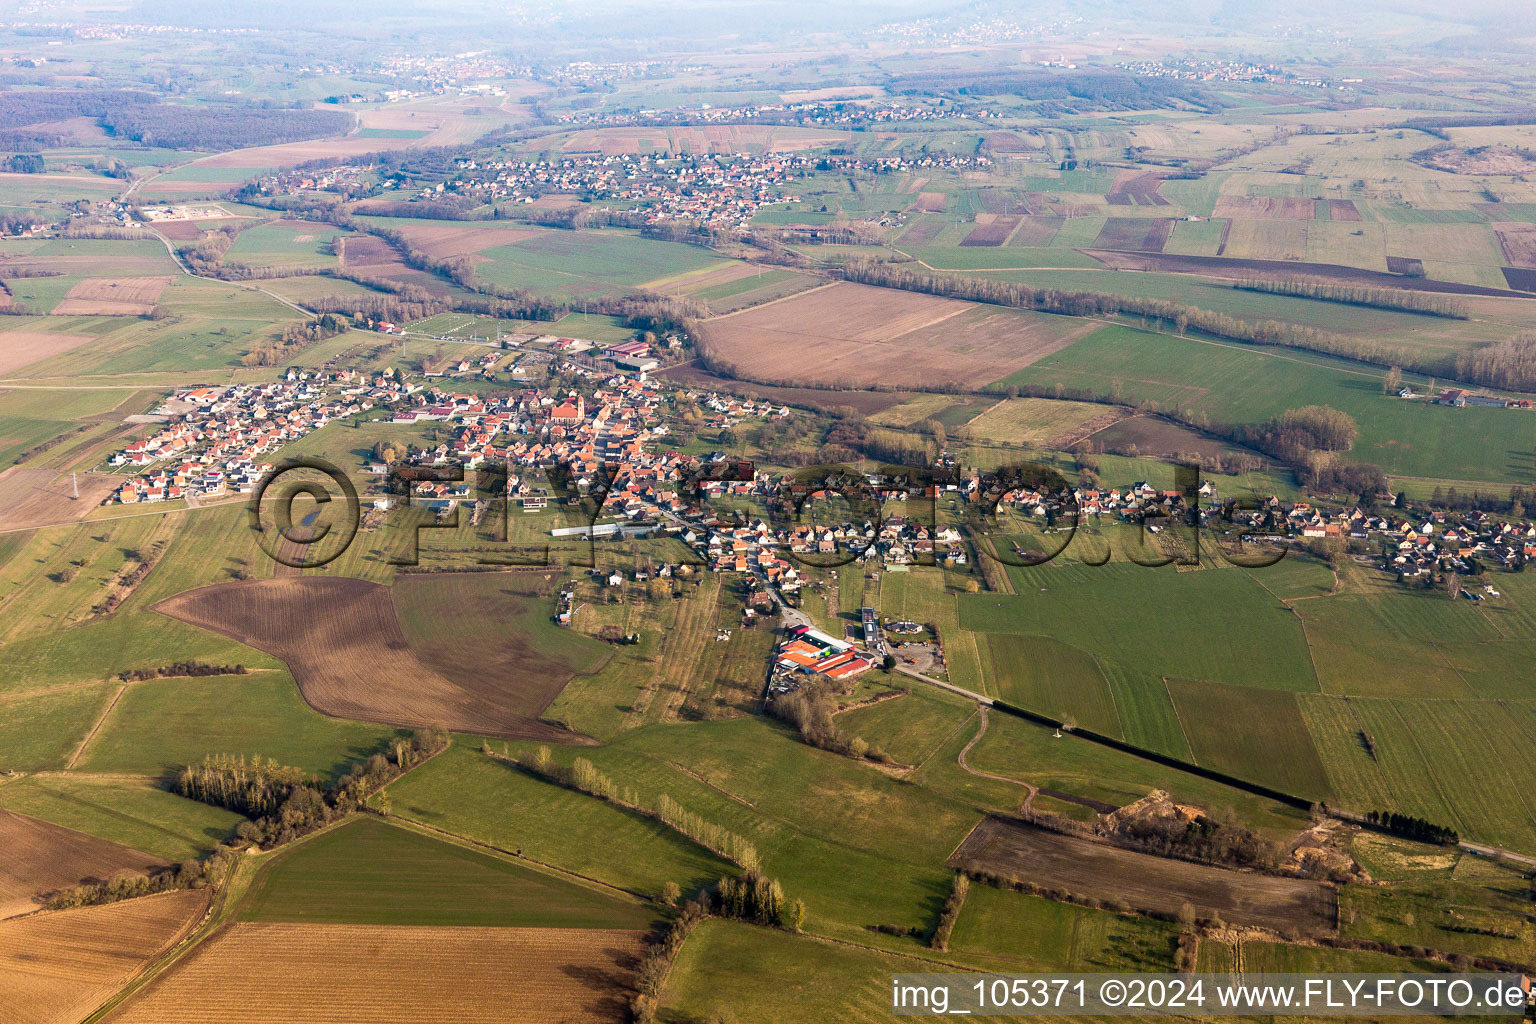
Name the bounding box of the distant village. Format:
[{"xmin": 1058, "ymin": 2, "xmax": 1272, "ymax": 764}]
[
  {"xmin": 1114, "ymin": 58, "xmax": 1344, "ymax": 89},
  {"xmin": 554, "ymin": 99, "xmax": 981, "ymax": 130},
  {"xmin": 348, "ymin": 151, "xmax": 990, "ymax": 227}
]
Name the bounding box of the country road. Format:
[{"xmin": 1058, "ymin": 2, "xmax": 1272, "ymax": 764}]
[
  {"xmin": 144, "ymin": 226, "xmax": 315, "ymax": 318},
  {"xmin": 894, "ymin": 663, "xmax": 995, "ymax": 707}
]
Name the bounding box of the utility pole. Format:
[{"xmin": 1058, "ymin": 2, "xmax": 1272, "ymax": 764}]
[{"xmin": 71, "ymin": 472, "xmax": 78, "ymax": 500}]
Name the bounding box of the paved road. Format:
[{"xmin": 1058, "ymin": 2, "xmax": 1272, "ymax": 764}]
[
  {"xmin": 893, "ymin": 663, "xmax": 995, "ymax": 707},
  {"xmin": 1458, "ymin": 840, "xmax": 1536, "ymax": 868}
]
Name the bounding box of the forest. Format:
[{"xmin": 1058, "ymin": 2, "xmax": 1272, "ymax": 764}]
[{"xmin": 100, "ymin": 102, "xmax": 354, "ymax": 151}]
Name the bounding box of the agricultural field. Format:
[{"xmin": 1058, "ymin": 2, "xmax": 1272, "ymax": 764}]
[
  {"xmin": 107, "ymin": 922, "xmax": 646, "ymax": 1024},
  {"xmin": 697, "ymin": 283, "xmax": 1097, "ymax": 389},
  {"xmin": 5, "ymin": 11, "xmax": 1536, "ymax": 1022},
  {"xmin": 385, "ymin": 743, "xmax": 732, "ymax": 899},
  {"xmin": 154, "ymin": 576, "xmax": 593, "ymax": 740},
  {"xmin": 360, "ymin": 218, "xmax": 548, "ymax": 261},
  {"xmin": 963, "ymin": 397, "xmax": 1117, "ymax": 449},
  {"xmin": 473, "ymin": 229, "xmax": 729, "ymax": 296},
  {"xmin": 222, "ymin": 220, "xmax": 344, "ymax": 272},
  {"xmin": 240, "ymin": 816, "xmax": 658, "ymax": 929},
  {"xmin": 0, "ymin": 808, "xmax": 167, "ymax": 919},
  {"xmin": 998, "ymin": 323, "xmax": 1534, "ymax": 483},
  {"xmin": 0, "ymin": 330, "xmax": 98, "ymax": 375},
  {"xmin": 661, "ymin": 919, "xmax": 957, "ymax": 1023},
  {"xmin": 0, "ymin": 889, "xmax": 209, "ymax": 1024},
  {"xmin": 948, "ymin": 882, "xmax": 1179, "ymax": 971},
  {"xmin": 950, "ymin": 817, "xmax": 1337, "ymax": 935},
  {"xmin": 0, "ymin": 776, "xmax": 245, "ymax": 862}
]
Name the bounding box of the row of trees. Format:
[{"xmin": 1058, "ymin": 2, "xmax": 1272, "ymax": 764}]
[
  {"xmin": 631, "ymin": 873, "xmax": 806, "ymax": 1023},
  {"xmin": 176, "ymin": 727, "xmax": 447, "ymax": 848},
  {"xmin": 850, "ymin": 255, "xmax": 1536, "ymax": 396},
  {"xmin": 174, "ymin": 753, "xmax": 311, "ymax": 818},
  {"xmin": 1, "ymin": 153, "xmax": 43, "ymax": 174},
  {"xmin": 241, "ymin": 317, "xmax": 346, "ymax": 368},
  {"xmin": 716, "ymin": 871, "xmax": 789, "ymax": 927},
  {"xmin": 1252, "ymin": 405, "xmax": 1360, "ymax": 454},
  {"xmin": 1364, "ymin": 810, "xmax": 1459, "ymax": 846},
  {"xmin": 1232, "ymin": 277, "xmax": 1469, "ymax": 319},
  {"xmin": 632, "ymin": 897, "xmax": 709, "ymax": 1024},
  {"xmin": 929, "ymin": 872, "xmax": 969, "ymax": 951},
  {"xmin": 47, "ymin": 853, "xmax": 228, "ymax": 911},
  {"xmin": 841, "ymin": 257, "xmax": 1441, "ymax": 376},
  {"xmin": 100, "ymin": 102, "xmax": 352, "ymax": 152},
  {"xmin": 118, "ymin": 661, "xmax": 247, "ymax": 682},
  {"xmin": 657, "ymin": 794, "xmax": 760, "ymax": 872},
  {"xmin": 522, "ymin": 747, "xmax": 760, "ymax": 870},
  {"xmin": 1455, "ymin": 332, "xmax": 1536, "ymax": 391},
  {"xmin": 1114, "ymin": 808, "xmax": 1286, "ymax": 873}
]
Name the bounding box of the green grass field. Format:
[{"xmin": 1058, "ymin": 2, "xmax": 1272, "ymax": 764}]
[
  {"xmin": 962, "ymin": 709, "xmax": 1308, "ymax": 837},
  {"xmin": 238, "ymin": 814, "xmax": 658, "ymax": 928},
  {"xmin": 961, "ymin": 562, "xmax": 1318, "ymax": 695},
  {"xmin": 474, "ymin": 229, "xmax": 729, "ymax": 297},
  {"xmin": 384, "ymin": 743, "xmax": 730, "ymax": 899},
  {"xmin": 981, "ymin": 634, "xmax": 1122, "ymax": 736},
  {"xmin": 0, "ymin": 683, "xmax": 116, "ymax": 771},
  {"xmin": 0, "ymin": 775, "xmax": 244, "ymax": 860},
  {"xmin": 0, "ymin": 609, "xmax": 278, "ymax": 697},
  {"xmin": 224, "ymin": 221, "xmax": 344, "ymax": 271},
  {"xmin": 1164, "ymin": 678, "xmax": 1331, "ymax": 799},
  {"xmin": 662, "ymin": 919, "xmax": 940, "ymax": 1023},
  {"xmin": 996, "ymin": 323, "xmax": 1534, "ymax": 484},
  {"xmin": 949, "ymin": 883, "xmax": 1177, "ymax": 971},
  {"xmin": 76, "ymin": 668, "xmax": 398, "ymax": 779},
  {"xmin": 834, "ymin": 685, "xmax": 978, "ymax": 768}
]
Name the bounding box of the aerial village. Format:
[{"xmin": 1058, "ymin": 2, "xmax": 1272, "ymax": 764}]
[{"xmin": 102, "ymin": 350, "xmax": 1531, "ymax": 702}]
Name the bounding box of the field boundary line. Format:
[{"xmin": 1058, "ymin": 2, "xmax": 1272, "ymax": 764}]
[
  {"xmin": 65, "ymin": 684, "xmax": 127, "ymax": 770},
  {"xmin": 1160, "ymin": 676, "xmax": 1200, "ymax": 767},
  {"xmin": 648, "ymin": 754, "xmax": 758, "ymax": 809},
  {"xmin": 82, "ymin": 811, "xmax": 375, "ymax": 1024},
  {"xmin": 1243, "ymin": 567, "xmax": 1325, "ymax": 690},
  {"xmin": 700, "ymin": 279, "xmax": 840, "ymax": 322},
  {"xmin": 387, "ymin": 811, "xmax": 651, "ymax": 903},
  {"xmin": 908, "ymin": 705, "xmax": 980, "ymax": 780},
  {"xmin": 79, "ymin": 885, "xmax": 222, "ymax": 1024}
]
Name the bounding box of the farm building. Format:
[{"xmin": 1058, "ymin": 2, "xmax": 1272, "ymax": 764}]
[{"xmin": 775, "ymin": 624, "xmax": 871, "ymax": 679}]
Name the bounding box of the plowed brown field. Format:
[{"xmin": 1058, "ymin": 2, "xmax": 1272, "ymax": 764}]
[
  {"xmin": 387, "ymin": 222, "xmax": 546, "ymax": 261},
  {"xmin": 0, "ymin": 467, "xmax": 120, "ymax": 530},
  {"xmin": 153, "ymin": 577, "xmax": 588, "ymax": 741},
  {"xmin": 0, "ymin": 331, "xmax": 95, "ymax": 375},
  {"xmin": 951, "ymin": 818, "xmax": 1336, "ymax": 935},
  {"xmin": 696, "ymin": 282, "xmax": 1095, "ymax": 389},
  {"xmin": 337, "ymin": 236, "xmax": 447, "ymax": 294},
  {"xmin": 107, "ymin": 923, "xmax": 644, "ymax": 1024},
  {"xmin": 0, "ymin": 888, "xmax": 207, "ymax": 1024},
  {"xmin": 0, "ymin": 810, "xmax": 168, "ymax": 920},
  {"xmin": 52, "ymin": 278, "xmax": 171, "ymax": 316}
]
